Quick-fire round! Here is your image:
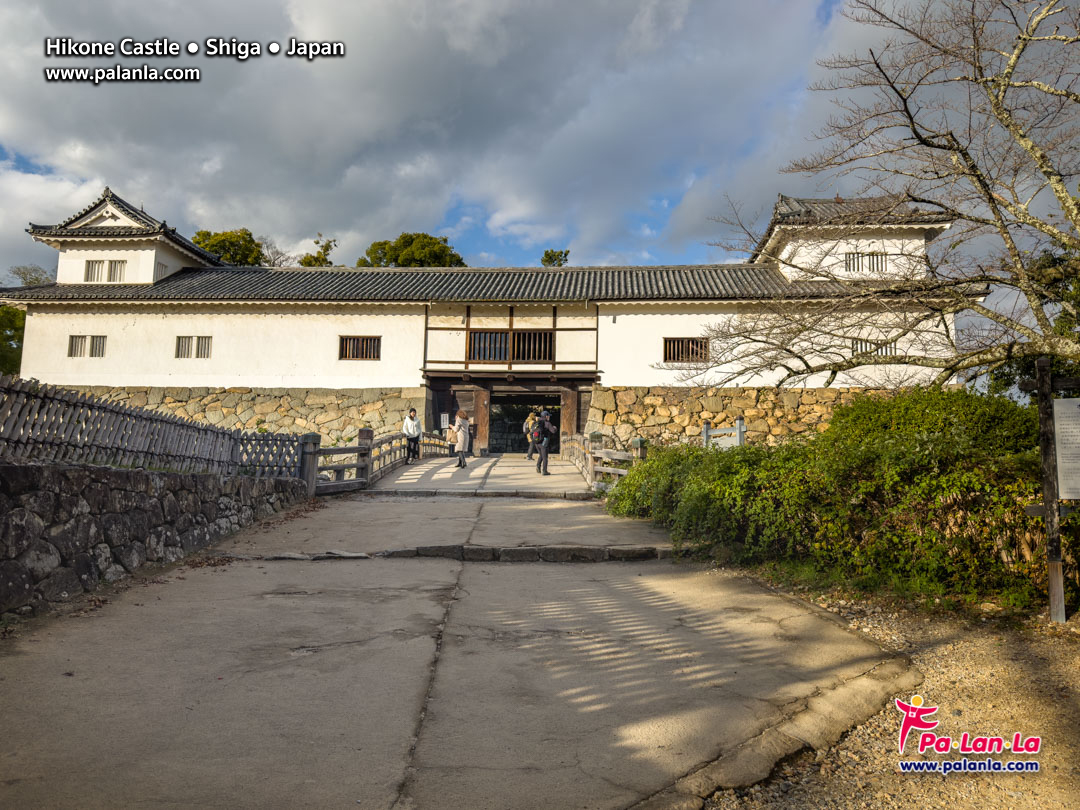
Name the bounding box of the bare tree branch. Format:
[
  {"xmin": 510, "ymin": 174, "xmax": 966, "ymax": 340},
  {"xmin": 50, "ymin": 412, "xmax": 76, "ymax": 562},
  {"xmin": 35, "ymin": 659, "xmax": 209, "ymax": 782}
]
[{"xmin": 691, "ymin": 0, "xmax": 1080, "ymax": 389}]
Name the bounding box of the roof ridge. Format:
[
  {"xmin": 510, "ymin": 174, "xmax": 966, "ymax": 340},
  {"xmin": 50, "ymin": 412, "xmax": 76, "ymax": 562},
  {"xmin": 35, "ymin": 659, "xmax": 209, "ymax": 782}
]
[
  {"xmin": 56, "ymin": 187, "xmax": 161, "ymax": 229},
  {"xmin": 29, "ymin": 189, "xmax": 228, "ymax": 269},
  {"xmin": 247, "ymin": 262, "xmax": 766, "ymax": 273}
]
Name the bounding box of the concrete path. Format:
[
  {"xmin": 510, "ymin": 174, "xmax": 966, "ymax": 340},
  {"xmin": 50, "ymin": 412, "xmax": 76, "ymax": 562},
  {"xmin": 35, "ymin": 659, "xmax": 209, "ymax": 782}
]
[
  {"xmin": 221, "ymin": 495, "xmax": 673, "ymax": 560},
  {"xmin": 372, "ymin": 454, "xmax": 591, "ymax": 498},
  {"xmin": 0, "ymin": 496, "xmax": 919, "ymax": 810}
]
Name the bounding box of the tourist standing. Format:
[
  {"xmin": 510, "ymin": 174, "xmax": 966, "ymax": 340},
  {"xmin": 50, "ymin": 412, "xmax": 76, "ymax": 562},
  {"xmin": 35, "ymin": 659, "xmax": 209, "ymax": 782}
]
[
  {"xmin": 402, "ymin": 408, "xmax": 422, "ymax": 464},
  {"xmin": 523, "ymin": 412, "xmax": 538, "ymax": 460},
  {"xmin": 453, "ymin": 410, "xmax": 470, "ymax": 468},
  {"xmin": 534, "ymin": 410, "xmax": 556, "ymax": 476}
]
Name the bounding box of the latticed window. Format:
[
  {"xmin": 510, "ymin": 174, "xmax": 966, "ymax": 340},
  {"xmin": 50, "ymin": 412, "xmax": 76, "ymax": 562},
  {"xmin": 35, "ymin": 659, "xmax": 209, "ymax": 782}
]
[
  {"xmin": 84, "ymin": 261, "xmax": 104, "ymax": 282},
  {"xmin": 511, "ymin": 330, "xmax": 554, "ymax": 362},
  {"xmin": 339, "ymin": 336, "xmax": 381, "ymax": 360},
  {"xmin": 107, "ymin": 260, "xmax": 126, "ymax": 282},
  {"xmin": 89, "ymin": 336, "xmax": 107, "ymax": 357},
  {"xmin": 865, "ymin": 253, "xmax": 887, "ymax": 273},
  {"xmin": 468, "ymin": 331, "xmax": 509, "ymax": 362},
  {"xmin": 852, "ymin": 338, "xmax": 899, "ymax": 357},
  {"xmin": 844, "ymin": 252, "xmax": 888, "ymax": 274},
  {"xmin": 68, "ymin": 335, "xmax": 87, "ymax": 357},
  {"xmin": 176, "ymin": 336, "xmax": 212, "ymax": 358},
  {"xmin": 467, "ymin": 330, "xmax": 554, "ymax": 362},
  {"xmin": 663, "ymin": 337, "xmax": 709, "ymax": 363}
]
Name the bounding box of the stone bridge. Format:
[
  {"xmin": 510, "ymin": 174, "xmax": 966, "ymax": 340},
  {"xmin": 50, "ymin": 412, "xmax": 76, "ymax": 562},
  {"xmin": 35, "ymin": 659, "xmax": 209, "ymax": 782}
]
[{"xmin": 0, "ymin": 456, "xmax": 918, "ymax": 809}]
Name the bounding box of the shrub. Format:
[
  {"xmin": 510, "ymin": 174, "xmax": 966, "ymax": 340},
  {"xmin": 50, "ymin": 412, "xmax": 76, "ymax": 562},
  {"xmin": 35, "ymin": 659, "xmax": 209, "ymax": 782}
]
[
  {"xmin": 823, "ymin": 387, "xmax": 1037, "ymax": 457},
  {"xmin": 607, "ymin": 388, "xmax": 1071, "ymax": 603}
]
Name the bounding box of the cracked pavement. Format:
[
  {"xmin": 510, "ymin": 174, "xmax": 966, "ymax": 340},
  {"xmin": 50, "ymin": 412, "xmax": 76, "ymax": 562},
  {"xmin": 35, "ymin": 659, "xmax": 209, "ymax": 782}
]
[{"xmin": 0, "ymin": 495, "xmax": 918, "ymax": 810}]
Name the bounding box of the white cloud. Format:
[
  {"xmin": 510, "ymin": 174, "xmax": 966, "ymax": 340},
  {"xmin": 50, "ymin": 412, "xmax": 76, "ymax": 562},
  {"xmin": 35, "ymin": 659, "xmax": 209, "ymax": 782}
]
[{"xmin": 0, "ymin": 0, "xmax": 879, "ymax": 272}]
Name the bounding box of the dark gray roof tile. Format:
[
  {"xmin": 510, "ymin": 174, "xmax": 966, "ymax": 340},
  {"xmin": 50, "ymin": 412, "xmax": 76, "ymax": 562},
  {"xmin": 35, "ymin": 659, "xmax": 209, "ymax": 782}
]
[
  {"xmin": 27, "ymin": 188, "xmax": 227, "ymax": 267},
  {"xmin": 2, "ymin": 264, "xmax": 859, "ymax": 303},
  {"xmin": 750, "ymin": 194, "xmax": 953, "ymax": 261}
]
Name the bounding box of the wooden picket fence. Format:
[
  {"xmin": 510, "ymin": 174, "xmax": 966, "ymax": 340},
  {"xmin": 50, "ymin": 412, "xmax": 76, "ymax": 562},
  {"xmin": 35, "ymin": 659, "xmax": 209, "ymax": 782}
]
[{"xmin": 0, "ymin": 376, "xmax": 302, "ymax": 477}]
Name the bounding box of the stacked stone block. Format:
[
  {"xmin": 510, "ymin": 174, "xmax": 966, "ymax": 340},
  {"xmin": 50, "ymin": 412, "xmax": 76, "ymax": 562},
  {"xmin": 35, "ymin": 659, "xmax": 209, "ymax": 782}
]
[
  {"xmin": 0, "ymin": 462, "xmax": 308, "ymax": 615},
  {"xmin": 585, "ymin": 386, "xmax": 888, "ymax": 448},
  {"xmin": 80, "ymin": 386, "xmax": 429, "ymax": 447}
]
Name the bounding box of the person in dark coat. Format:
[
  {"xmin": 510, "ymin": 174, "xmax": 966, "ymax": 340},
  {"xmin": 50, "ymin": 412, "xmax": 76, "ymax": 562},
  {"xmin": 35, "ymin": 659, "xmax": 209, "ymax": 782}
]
[{"xmin": 534, "ymin": 410, "xmax": 557, "ymax": 475}]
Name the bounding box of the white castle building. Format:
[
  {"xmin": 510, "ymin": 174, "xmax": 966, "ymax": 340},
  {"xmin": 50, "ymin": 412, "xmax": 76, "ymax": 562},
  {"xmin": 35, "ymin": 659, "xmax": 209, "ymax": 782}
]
[{"xmin": 3, "ymin": 188, "xmax": 953, "ymax": 451}]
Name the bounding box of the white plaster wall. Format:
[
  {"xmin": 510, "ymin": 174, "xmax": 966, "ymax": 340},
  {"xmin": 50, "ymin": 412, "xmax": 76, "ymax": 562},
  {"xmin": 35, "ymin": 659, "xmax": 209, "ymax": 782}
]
[
  {"xmin": 152, "ymin": 242, "xmax": 200, "ymax": 281},
  {"xmin": 55, "ymin": 243, "xmax": 159, "ymax": 285},
  {"xmin": 54, "ymin": 240, "xmax": 209, "ymax": 285},
  {"xmin": 597, "ymin": 304, "xmax": 739, "ymax": 386},
  {"xmin": 555, "ymin": 330, "xmax": 596, "ymax": 363},
  {"xmin": 21, "ymin": 305, "xmax": 427, "ymax": 388},
  {"xmin": 778, "ymin": 228, "xmax": 932, "ymax": 280},
  {"xmin": 597, "ymin": 303, "xmax": 953, "ymax": 388},
  {"xmin": 426, "ymin": 330, "xmax": 465, "ymax": 363}
]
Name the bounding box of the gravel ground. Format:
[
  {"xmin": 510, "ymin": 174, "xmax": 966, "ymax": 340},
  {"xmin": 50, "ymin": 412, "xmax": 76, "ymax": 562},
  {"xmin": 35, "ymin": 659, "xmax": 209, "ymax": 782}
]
[{"xmin": 705, "ymin": 573, "xmax": 1080, "ymax": 810}]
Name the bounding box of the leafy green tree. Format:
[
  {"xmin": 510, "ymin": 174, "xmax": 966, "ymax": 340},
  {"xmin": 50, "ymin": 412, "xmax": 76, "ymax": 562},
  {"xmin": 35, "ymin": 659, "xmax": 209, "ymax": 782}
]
[
  {"xmin": 541, "ymin": 249, "xmax": 569, "ymax": 267},
  {"xmin": 191, "ymin": 228, "xmax": 266, "ymax": 266},
  {"xmin": 987, "ymin": 245, "xmax": 1080, "ymax": 398},
  {"xmin": 0, "ymin": 305, "xmax": 25, "ymax": 375},
  {"xmin": 7, "ymin": 264, "xmax": 53, "ymax": 286},
  {"xmin": 1, "ymin": 264, "xmax": 54, "ymax": 375},
  {"xmin": 299, "ymin": 233, "xmax": 337, "ymax": 267},
  {"xmin": 356, "ymin": 233, "xmax": 466, "ymax": 268}
]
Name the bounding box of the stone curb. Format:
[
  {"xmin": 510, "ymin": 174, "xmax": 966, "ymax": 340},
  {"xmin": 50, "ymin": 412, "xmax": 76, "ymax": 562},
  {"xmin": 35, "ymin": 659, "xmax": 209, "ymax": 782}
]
[
  {"xmin": 229, "ymin": 545, "xmax": 675, "ymax": 563},
  {"xmin": 626, "ymin": 655, "xmax": 923, "ymax": 810}
]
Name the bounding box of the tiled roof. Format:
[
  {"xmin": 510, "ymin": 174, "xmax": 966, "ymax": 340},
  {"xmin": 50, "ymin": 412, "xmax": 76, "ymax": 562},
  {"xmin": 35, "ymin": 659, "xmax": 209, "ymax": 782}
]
[
  {"xmin": 27, "ymin": 188, "xmax": 228, "ymax": 267},
  {"xmin": 751, "ymin": 194, "xmax": 953, "ymax": 261},
  {"xmin": 2, "ymin": 264, "xmax": 865, "ymax": 303}
]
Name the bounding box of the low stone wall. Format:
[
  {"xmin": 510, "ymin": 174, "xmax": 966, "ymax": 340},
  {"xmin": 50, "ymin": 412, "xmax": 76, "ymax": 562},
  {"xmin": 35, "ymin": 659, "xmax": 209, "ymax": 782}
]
[
  {"xmin": 0, "ymin": 462, "xmax": 308, "ymax": 616},
  {"xmin": 79, "ymin": 386, "xmax": 429, "ymax": 446},
  {"xmin": 585, "ymin": 385, "xmax": 889, "ymax": 448}
]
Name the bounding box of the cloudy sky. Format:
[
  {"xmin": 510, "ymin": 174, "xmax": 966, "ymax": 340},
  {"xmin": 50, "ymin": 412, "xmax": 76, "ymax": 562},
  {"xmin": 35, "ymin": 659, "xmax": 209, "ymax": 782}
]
[{"xmin": 0, "ymin": 0, "xmax": 870, "ymax": 276}]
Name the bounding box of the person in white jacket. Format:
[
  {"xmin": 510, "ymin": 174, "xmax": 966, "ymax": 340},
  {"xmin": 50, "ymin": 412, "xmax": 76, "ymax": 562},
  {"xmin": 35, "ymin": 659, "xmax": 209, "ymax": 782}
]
[{"xmin": 402, "ymin": 408, "xmax": 422, "ymax": 464}]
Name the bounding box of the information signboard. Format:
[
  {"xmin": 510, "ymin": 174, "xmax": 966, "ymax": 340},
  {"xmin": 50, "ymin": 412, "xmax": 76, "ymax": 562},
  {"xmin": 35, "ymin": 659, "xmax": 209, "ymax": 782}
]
[{"xmin": 1053, "ymin": 398, "xmax": 1080, "ymax": 499}]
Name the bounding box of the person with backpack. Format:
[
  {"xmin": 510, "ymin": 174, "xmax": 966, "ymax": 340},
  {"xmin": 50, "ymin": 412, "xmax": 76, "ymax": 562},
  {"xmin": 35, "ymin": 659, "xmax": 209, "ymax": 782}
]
[
  {"xmin": 533, "ymin": 410, "xmax": 557, "ymax": 475},
  {"xmin": 523, "ymin": 412, "xmax": 538, "ymax": 460}
]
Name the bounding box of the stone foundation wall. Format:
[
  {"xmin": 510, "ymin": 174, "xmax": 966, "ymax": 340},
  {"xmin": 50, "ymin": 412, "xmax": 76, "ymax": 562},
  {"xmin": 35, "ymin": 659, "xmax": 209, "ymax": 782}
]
[
  {"xmin": 585, "ymin": 386, "xmax": 889, "ymax": 448},
  {"xmin": 79, "ymin": 386, "xmax": 429, "ymax": 447},
  {"xmin": 0, "ymin": 462, "xmax": 308, "ymax": 616}
]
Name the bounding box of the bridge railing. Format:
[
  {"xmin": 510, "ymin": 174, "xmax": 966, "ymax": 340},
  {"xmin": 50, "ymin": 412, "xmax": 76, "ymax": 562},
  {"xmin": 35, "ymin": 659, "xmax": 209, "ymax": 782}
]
[
  {"xmin": 561, "ymin": 432, "xmax": 647, "ymax": 494},
  {"xmin": 561, "ymin": 416, "xmax": 748, "ymax": 494},
  {"xmin": 702, "ymin": 416, "xmax": 746, "ymax": 449},
  {"xmin": 306, "ymin": 430, "xmax": 453, "ymax": 496}
]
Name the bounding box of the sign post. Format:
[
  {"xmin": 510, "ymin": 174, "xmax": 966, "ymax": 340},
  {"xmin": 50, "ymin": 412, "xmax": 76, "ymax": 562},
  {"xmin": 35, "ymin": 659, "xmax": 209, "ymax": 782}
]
[{"xmin": 1021, "ymin": 357, "xmax": 1071, "ymax": 623}]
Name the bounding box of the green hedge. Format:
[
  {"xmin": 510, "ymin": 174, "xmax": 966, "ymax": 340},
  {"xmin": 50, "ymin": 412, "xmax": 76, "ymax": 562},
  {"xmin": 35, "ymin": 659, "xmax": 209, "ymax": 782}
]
[{"xmin": 607, "ymin": 388, "xmax": 1072, "ymax": 605}]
